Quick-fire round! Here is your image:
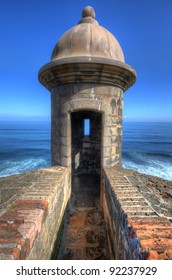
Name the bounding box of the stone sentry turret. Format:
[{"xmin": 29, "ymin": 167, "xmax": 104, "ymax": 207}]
[{"xmin": 39, "ymin": 6, "xmax": 136, "ymax": 175}]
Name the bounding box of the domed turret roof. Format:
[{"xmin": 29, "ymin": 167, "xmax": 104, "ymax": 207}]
[
  {"xmin": 51, "ymin": 6, "xmax": 124, "ymax": 62},
  {"xmin": 39, "ymin": 6, "xmax": 136, "ymax": 91}
]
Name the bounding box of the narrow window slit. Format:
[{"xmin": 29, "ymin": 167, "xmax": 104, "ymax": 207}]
[{"xmin": 84, "ymin": 119, "xmax": 90, "ymax": 136}]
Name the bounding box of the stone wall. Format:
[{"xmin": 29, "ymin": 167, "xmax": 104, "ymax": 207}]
[
  {"xmin": 51, "ymin": 82, "xmax": 123, "ymax": 169},
  {"xmin": 101, "ymin": 167, "xmax": 172, "ymax": 260},
  {"xmin": 1, "ymin": 165, "xmax": 171, "ymax": 259},
  {"xmin": 0, "ymin": 167, "xmax": 70, "ymax": 260},
  {"xmin": 101, "ymin": 168, "xmax": 143, "ymax": 259}
]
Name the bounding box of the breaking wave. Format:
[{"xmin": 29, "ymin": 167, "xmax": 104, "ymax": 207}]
[
  {"xmin": 0, "ymin": 158, "xmax": 50, "ymax": 177},
  {"xmin": 122, "ymin": 151, "xmax": 172, "ymax": 181}
]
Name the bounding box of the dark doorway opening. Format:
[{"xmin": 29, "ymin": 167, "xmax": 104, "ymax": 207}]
[{"xmin": 71, "ymin": 111, "xmax": 102, "ymax": 175}]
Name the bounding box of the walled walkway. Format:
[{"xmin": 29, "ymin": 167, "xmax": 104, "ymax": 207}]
[
  {"xmin": 57, "ymin": 169, "xmax": 172, "ymax": 260},
  {"xmin": 0, "ymin": 166, "xmax": 171, "ymax": 259},
  {"xmin": 58, "ymin": 174, "xmax": 110, "ymax": 259}
]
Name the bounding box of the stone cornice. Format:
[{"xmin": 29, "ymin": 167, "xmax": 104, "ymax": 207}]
[{"xmin": 38, "ymin": 57, "xmax": 136, "ymax": 92}]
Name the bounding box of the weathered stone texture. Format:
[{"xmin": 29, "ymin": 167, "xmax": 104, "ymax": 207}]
[
  {"xmin": 0, "ymin": 165, "xmax": 171, "ymax": 259},
  {"xmin": 122, "ymin": 169, "xmax": 172, "ymax": 219},
  {"xmin": 0, "ymin": 167, "xmax": 70, "ymax": 260},
  {"xmin": 50, "ymin": 83, "xmax": 124, "ymax": 170},
  {"xmin": 101, "ymin": 167, "xmax": 172, "ymax": 260}
]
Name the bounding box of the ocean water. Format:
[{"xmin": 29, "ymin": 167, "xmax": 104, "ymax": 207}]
[
  {"xmin": 122, "ymin": 122, "xmax": 172, "ymax": 181},
  {"xmin": 0, "ymin": 121, "xmax": 51, "ymax": 177},
  {"xmin": 0, "ymin": 121, "xmax": 172, "ymax": 181}
]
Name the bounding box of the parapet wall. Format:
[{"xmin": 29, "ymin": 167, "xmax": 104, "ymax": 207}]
[
  {"xmin": 101, "ymin": 168, "xmax": 146, "ymax": 259},
  {"xmin": 101, "ymin": 167, "xmax": 172, "ymax": 260},
  {"xmin": 0, "ymin": 166, "xmax": 171, "ymax": 260},
  {"xmin": 0, "ymin": 167, "xmax": 70, "ymax": 260}
]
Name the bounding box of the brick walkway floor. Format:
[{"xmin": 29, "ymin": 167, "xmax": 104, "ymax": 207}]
[{"xmin": 58, "ymin": 174, "xmax": 110, "ymax": 260}]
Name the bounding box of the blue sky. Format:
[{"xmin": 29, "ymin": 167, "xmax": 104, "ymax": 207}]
[{"xmin": 0, "ymin": 0, "xmax": 172, "ymax": 122}]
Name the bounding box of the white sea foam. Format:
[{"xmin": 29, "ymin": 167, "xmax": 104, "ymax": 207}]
[
  {"xmin": 0, "ymin": 158, "xmax": 50, "ymax": 177},
  {"xmin": 122, "ymin": 155, "xmax": 172, "ymax": 181}
]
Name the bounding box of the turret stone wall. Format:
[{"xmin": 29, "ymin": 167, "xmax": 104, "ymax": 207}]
[{"xmin": 50, "ymin": 83, "xmax": 124, "ymax": 172}]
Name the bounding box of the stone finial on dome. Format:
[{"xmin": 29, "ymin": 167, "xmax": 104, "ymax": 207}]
[
  {"xmin": 78, "ymin": 6, "xmax": 98, "ymax": 25},
  {"xmin": 82, "ymin": 6, "xmax": 95, "ymax": 19}
]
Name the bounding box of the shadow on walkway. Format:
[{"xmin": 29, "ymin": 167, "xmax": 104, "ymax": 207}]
[{"xmin": 58, "ymin": 174, "xmax": 110, "ymax": 260}]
